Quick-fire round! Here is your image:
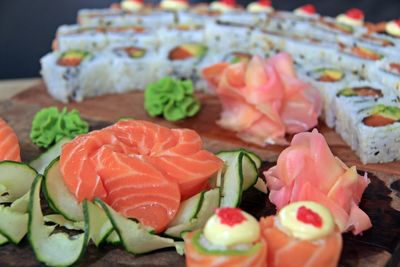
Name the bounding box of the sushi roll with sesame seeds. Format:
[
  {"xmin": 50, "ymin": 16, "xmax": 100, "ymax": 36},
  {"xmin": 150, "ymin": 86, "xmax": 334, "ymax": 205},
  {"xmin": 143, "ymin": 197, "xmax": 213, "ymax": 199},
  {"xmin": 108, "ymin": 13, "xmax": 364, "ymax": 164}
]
[
  {"xmin": 366, "ymin": 57, "xmax": 400, "ymax": 95},
  {"xmin": 55, "ymin": 25, "xmax": 109, "ymax": 52}
]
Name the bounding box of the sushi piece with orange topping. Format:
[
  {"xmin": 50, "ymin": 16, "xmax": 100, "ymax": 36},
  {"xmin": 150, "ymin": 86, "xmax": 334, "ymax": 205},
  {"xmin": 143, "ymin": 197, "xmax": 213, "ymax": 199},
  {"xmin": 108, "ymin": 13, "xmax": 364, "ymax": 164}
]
[
  {"xmin": 184, "ymin": 207, "xmax": 267, "ymax": 267},
  {"xmin": 260, "ymin": 201, "xmax": 342, "ymax": 267}
]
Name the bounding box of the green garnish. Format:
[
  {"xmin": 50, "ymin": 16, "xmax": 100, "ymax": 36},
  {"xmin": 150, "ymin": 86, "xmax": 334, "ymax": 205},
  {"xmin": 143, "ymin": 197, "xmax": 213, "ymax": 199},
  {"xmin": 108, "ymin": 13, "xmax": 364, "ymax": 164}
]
[
  {"xmin": 30, "ymin": 107, "xmax": 89, "ymax": 148},
  {"xmin": 144, "ymin": 77, "xmax": 201, "ymax": 122}
]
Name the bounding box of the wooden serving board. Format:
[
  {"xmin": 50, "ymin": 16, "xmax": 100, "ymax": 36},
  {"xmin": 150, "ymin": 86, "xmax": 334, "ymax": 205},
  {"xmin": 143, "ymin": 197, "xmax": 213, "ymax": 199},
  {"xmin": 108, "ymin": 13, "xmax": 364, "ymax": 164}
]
[{"xmin": 0, "ymin": 82, "xmax": 398, "ymax": 267}]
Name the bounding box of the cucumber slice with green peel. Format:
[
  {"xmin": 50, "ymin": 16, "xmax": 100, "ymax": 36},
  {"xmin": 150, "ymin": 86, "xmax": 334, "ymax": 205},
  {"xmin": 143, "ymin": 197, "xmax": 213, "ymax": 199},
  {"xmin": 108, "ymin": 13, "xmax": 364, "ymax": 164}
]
[
  {"xmin": 95, "ymin": 198, "xmax": 177, "ymax": 255},
  {"xmin": 0, "ymin": 234, "xmax": 7, "ymax": 246},
  {"xmin": 30, "ymin": 137, "xmax": 71, "ymax": 174},
  {"xmin": 43, "ymin": 158, "xmax": 83, "ymax": 221},
  {"xmin": 0, "ymin": 161, "xmax": 37, "ymax": 203},
  {"xmin": 86, "ymin": 201, "xmax": 113, "ymax": 247},
  {"xmin": 9, "ymin": 191, "xmax": 30, "ymax": 213},
  {"xmin": 165, "ymin": 188, "xmax": 220, "ymax": 239},
  {"xmin": 28, "ymin": 175, "xmax": 89, "ymax": 267},
  {"xmin": 254, "ymin": 178, "xmax": 268, "ymax": 194},
  {"xmin": 218, "ymin": 152, "xmax": 243, "ymax": 207},
  {"xmin": 209, "ymin": 168, "xmax": 223, "ymax": 188},
  {"xmin": 241, "ymin": 153, "xmax": 258, "ymax": 190},
  {"xmin": 0, "ymin": 205, "xmax": 28, "ymax": 244},
  {"xmin": 243, "ymin": 150, "xmax": 262, "ymax": 169},
  {"xmin": 44, "ymin": 214, "xmax": 84, "ymax": 231},
  {"xmin": 174, "ymin": 241, "xmax": 185, "ymax": 255},
  {"xmin": 106, "ymin": 231, "xmax": 120, "ymax": 245},
  {"xmin": 168, "ymin": 191, "xmax": 205, "ymax": 228}
]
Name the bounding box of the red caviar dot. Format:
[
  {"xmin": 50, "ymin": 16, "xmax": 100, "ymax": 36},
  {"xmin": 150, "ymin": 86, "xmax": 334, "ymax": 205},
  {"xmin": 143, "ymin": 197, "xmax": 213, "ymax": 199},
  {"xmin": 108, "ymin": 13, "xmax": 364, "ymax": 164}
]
[
  {"xmin": 221, "ymin": 0, "xmax": 236, "ymax": 7},
  {"xmin": 395, "ymin": 19, "xmax": 400, "ymax": 27},
  {"xmin": 345, "ymin": 8, "xmax": 364, "ymax": 20},
  {"xmin": 216, "ymin": 207, "xmax": 247, "ymax": 227},
  {"xmin": 258, "ymin": 0, "xmax": 272, "ymax": 7},
  {"xmin": 301, "ymin": 4, "xmax": 316, "ymax": 14},
  {"xmin": 296, "ymin": 206, "xmax": 322, "ymax": 228}
]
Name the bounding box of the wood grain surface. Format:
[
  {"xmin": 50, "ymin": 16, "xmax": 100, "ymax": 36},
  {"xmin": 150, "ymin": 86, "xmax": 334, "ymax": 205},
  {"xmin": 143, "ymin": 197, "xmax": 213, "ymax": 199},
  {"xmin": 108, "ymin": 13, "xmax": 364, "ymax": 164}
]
[{"xmin": 0, "ymin": 82, "xmax": 398, "ymax": 267}]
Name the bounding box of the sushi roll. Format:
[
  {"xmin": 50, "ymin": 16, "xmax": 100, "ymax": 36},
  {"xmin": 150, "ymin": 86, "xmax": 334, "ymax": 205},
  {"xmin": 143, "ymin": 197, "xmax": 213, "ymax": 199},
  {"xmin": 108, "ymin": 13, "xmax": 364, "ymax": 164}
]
[
  {"xmin": 184, "ymin": 207, "xmax": 267, "ymax": 267},
  {"xmin": 55, "ymin": 25, "xmax": 108, "ymax": 52},
  {"xmin": 301, "ymin": 65, "xmax": 356, "ymax": 127},
  {"xmin": 366, "ymin": 57, "xmax": 400, "ymax": 95},
  {"xmin": 158, "ymin": 24, "xmax": 208, "ymax": 80},
  {"xmin": 41, "ymin": 50, "xmax": 93, "ymax": 102},
  {"xmin": 247, "ymin": 0, "xmax": 274, "ymax": 14},
  {"xmin": 260, "ymin": 201, "xmax": 342, "ymax": 267},
  {"xmin": 249, "ymin": 29, "xmax": 287, "ymax": 55},
  {"xmin": 336, "ymin": 8, "xmax": 365, "ymax": 27},
  {"xmin": 105, "ymin": 25, "xmax": 159, "ymax": 49},
  {"xmin": 218, "ymin": 11, "xmax": 268, "ymax": 27},
  {"xmin": 107, "ymin": 45, "xmax": 162, "ymax": 93},
  {"xmin": 332, "ymin": 81, "xmax": 398, "ymax": 153},
  {"xmin": 77, "ymin": 8, "xmax": 125, "ymax": 27},
  {"xmin": 284, "ymin": 36, "xmax": 337, "ymax": 63}
]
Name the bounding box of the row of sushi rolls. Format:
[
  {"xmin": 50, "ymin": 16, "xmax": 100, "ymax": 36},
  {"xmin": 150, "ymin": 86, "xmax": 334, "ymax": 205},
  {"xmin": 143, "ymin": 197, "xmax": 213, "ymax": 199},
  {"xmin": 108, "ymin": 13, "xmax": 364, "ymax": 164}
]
[{"xmin": 0, "ymin": 0, "xmax": 398, "ymax": 266}]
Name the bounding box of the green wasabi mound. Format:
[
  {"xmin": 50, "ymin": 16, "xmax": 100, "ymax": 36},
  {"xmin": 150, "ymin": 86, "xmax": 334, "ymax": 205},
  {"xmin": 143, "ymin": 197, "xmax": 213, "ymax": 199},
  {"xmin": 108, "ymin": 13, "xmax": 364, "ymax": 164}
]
[
  {"xmin": 144, "ymin": 77, "xmax": 201, "ymax": 122},
  {"xmin": 30, "ymin": 107, "xmax": 89, "ymax": 148}
]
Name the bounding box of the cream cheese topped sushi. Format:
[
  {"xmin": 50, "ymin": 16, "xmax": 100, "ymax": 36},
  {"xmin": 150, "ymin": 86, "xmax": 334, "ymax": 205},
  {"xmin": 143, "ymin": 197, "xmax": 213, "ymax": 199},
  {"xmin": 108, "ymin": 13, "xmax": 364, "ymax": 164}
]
[
  {"xmin": 336, "ymin": 8, "xmax": 365, "ymax": 27},
  {"xmin": 120, "ymin": 0, "xmax": 144, "ymax": 12},
  {"xmin": 210, "ymin": 0, "xmax": 237, "ymax": 13},
  {"xmin": 277, "ymin": 201, "xmax": 336, "ymax": 241},
  {"xmin": 203, "ymin": 207, "xmax": 260, "ymax": 246},
  {"xmin": 160, "ymin": 0, "xmax": 189, "ymax": 11},
  {"xmin": 293, "ymin": 4, "xmax": 317, "ymax": 18},
  {"xmin": 385, "ymin": 19, "xmax": 400, "ymax": 37},
  {"xmin": 247, "ymin": 0, "xmax": 273, "ymax": 13}
]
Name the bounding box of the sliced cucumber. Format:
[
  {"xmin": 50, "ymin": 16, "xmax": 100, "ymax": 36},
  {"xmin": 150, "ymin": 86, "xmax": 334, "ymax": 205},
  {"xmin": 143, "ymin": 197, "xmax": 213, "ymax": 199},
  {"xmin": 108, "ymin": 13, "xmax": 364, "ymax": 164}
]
[
  {"xmin": 44, "ymin": 214, "xmax": 84, "ymax": 231},
  {"xmin": 209, "ymin": 168, "xmax": 223, "ymax": 188},
  {"xmin": 0, "ymin": 161, "xmax": 37, "ymax": 203},
  {"xmin": 165, "ymin": 188, "xmax": 220, "ymax": 239},
  {"xmin": 95, "ymin": 198, "xmax": 176, "ymax": 255},
  {"xmin": 0, "ymin": 205, "xmax": 28, "ymax": 244},
  {"xmin": 254, "ymin": 178, "xmax": 268, "ymax": 194},
  {"xmin": 9, "ymin": 191, "xmax": 30, "ymax": 213},
  {"xmin": 43, "ymin": 158, "xmax": 83, "ymax": 221},
  {"xmin": 243, "ymin": 150, "xmax": 262, "ymax": 169},
  {"xmin": 30, "ymin": 137, "xmax": 71, "ymax": 174},
  {"xmin": 106, "ymin": 231, "xmax": 120, "ymax": 245},
  {"xmin": 241, "ymin": 153, "xmax": 258, "ymax": 190},
  {"xmin": 0, "ymin": 234, "xmax": 7, "ymax": 246},
  {"xmin": 218, "ymin": 152, "xmax": 243, "ymax": 207},
  {"xmin": 168, "ymin": 190, "xmax": 205, "ymax": 228},
  {"xmin": 28, "ymin": 175, "xmax": 89, "ymax": 267},
  {"xmin": 174, "ymin": 241, "xmax": 185, "ymax": 256},
  {"xmin": 86, "ymin": 201, "xmax": 113, "ymax": 247}
]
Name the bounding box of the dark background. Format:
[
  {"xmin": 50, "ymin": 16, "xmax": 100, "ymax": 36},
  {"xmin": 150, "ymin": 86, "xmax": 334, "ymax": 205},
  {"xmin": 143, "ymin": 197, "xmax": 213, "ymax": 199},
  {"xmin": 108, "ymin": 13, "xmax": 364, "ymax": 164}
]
[{"xmin": 0, "ymin": 0, "xmax": 399, "ymax": 80}]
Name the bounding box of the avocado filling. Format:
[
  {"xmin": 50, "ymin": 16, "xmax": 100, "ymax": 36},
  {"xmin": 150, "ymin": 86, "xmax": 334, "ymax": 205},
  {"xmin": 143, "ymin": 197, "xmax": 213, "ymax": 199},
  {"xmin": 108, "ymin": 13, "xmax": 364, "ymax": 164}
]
[
  {"xmin": 337, "ymin": 87, "xmax": 383, "ymax": 97},
  {"xmin": 362, "ymin": 104, "xmax": 400, "ymax": 127},
  {"xmin": 309, "ymin": 68, "xmax": 344, "ymax": 82},
  {"xmin": 57, "ymin": 50, "xmax": 91, "ymax": 67},
  {"xmin": 124, "ymin": 47, "xmax": 146, "ymax": 58},
  {"xmin": 224, "ymin": 52, "xmax": 252, "ymax": 64},
  {"xmin": 168, "ymin": 43, "xmax": 207, "ymax": 61}
]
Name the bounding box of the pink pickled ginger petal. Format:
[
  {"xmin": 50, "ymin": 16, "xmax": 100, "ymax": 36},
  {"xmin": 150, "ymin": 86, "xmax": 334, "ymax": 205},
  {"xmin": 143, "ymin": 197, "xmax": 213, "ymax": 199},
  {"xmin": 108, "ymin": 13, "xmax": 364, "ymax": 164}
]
[
  {"xmin": 202, "ymin": 53, "xmax": 321, "ymax": 146},
  {"xmin": 264, "ymin": 129, "xmax": 372, "ymax": 234}
]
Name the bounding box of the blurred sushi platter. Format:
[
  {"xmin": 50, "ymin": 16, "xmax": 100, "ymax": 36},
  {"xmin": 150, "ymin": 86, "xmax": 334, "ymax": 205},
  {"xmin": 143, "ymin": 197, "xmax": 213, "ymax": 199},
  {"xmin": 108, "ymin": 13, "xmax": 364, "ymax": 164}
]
[{"xmin": 0, "ymin": 0, "xmax": 400, "ymax": 266}]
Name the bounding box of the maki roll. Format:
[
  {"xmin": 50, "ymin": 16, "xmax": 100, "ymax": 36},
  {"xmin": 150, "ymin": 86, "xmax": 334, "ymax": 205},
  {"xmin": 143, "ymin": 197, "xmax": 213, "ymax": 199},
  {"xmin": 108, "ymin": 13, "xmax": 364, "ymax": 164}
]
[
  {"xmin": 77, "ymin": 8, "xmax": 125, "ymax": 27},
  {"xmin": 107, "ymin": 45, "xmax": 162, "ymax": 93},
  {"xmin": 55, "ymin": 25, "xmax": 108, "ymax": 52},
  {"xmin": 260, "ymin": 201, "xmax": 342, "ymax": 267},
  {"xmin": 366, "ymin": 58, "xmax": 400, "ymax": 94},
  {"xmin": 41, "ymin": 50, "xmax": 92, "ymax": 102},
  {"xmin": 184, "ymin": 207, "xmax": 267, "ymax": 267},
  {"xmin": 105, "ymin": 25, "xmax": 159, "ymax": 49}
]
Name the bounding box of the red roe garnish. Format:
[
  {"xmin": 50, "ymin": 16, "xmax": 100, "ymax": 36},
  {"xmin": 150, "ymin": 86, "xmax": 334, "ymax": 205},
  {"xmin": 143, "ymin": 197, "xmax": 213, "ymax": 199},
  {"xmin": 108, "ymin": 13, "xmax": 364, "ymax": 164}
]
[
  {"xmin": 258, "ymin": 0, "xmax": 272, "ymax": 7},
  {"xmin": 296, "ymin": 206, "xmax": 322, "ymax": 228},
  {"xmin": 221, "ymin": 0, "xmax": 236, "ymax": 7},
  {"xmin": 395, "ymin": 19, "xmax": 400, "ymax": 27},
  {"xmin": 345, "ymin": 8, "xmax": 364, "ymax": 20},
  {"xmin": 389, "ymin": 63, "xmax": 400, "ymax": 74},
  {"xmin": 300, "ymin": 4, "xmax": 316, "ymax": 14},
  {"xmin": 216, "ymin": 207, "xmax": 246, "ymax": 227}
]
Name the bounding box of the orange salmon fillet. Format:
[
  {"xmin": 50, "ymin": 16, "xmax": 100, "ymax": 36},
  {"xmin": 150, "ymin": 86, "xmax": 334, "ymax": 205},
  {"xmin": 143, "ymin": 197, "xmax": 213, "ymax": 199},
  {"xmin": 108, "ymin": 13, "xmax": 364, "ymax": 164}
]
[
  {"xmin": 60, "ymin": 120, "xmax": 222, "ymax": 232},
  {"xmin": 184, "ymin": 231, "xmax": 267, "ymax": 267},
  {"xmin": 0, "ymin": 118, "xmax": 21, "ymax": 162},
  {"xmin": 260, "ymin": 216, "xmax": 342, "ymax": 267}
]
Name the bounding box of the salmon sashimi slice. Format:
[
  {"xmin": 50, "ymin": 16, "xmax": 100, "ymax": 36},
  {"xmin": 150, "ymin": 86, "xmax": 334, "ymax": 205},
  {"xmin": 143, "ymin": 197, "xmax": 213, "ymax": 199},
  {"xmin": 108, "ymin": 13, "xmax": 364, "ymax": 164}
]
[
  {"xmin": 264, "ymin": 129, "xmax": 372, "ymax": 234},
  {"xmin": 184, "ymin": 231, "xmax": 267, "ymax": 267},
  {"xmin": 260, "ymin": 216, "xmax": 342, "ymax": 267},
  {"xmin": 60, "ymin": 120, "xmax": 222, "ymax": 232},
  {"xmin": 0, "ymin": 118, "xmax": 21, "ymax": 162},
  {"xmin": 202, "ymin": 53, "xmax": 321, "ymax": 145}
]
